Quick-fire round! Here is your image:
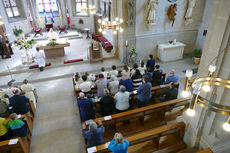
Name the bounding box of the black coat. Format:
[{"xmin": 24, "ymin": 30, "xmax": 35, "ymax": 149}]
[
  {"xmin": 165, "ymin": 87, "xmax": 178, "ymax": 101},
  {"xmin": 152, "ymin": 70, "xmax": 162, "ymax": 86},
  {"xmin": 100, "ymin": 95, "xmax": 114, "ymax": 116}
]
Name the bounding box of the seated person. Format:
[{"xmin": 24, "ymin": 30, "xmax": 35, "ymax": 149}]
[
  {"xmin": 139, "ymin": 61, "xmax": 146, "ymax": 75},
  {"xmin": 159, "ymin": 82, "xmax": 178, "ymax": 102},
  {"xmin": 121, "ymin": 65, "xmax": 130, "ymax": 78},
  {"xmin": 108, "ymin": 133, "xmax": 129, "ymax": 153},
  {"xmin": 120, "ymin": 75, "xmax": 133, "ymax": 92},
  {"xmin": 100, "ymin": 89, "xmax": 115, "ymax": 116},
  {"xmin": 109, "ymin": 65, "xmax": 118, "ymax": 77},
  {"xmin": 164, "ymin": 69, "xmax": 179, "ymax": 84},
  {"xmin": 80, "ymin": 75, "xmax": 92, "ymax": 95},
  {"xmin": 0, "ymin": 97, "xmax": 11, "ymax": 118},
  {"xmin": 0, "ymin": 117, "xmax": 10, "ymax": 141},
  {"xmin": 7, "ymin": 113, "xmax": 27, "ymax": 138},
  {"xmin": 137, "ymin": 75, "xmax": 152, "ymax": 108},
  {"xmin": 5, "ymin": 82, "xmax": 19, "ymax": 98},
  {"xmin": 100, "ymin": 67, "xmax": 108, "ymax": 79},
  {"xmin": 130, "ymin": 63, "xmax": 139, "ymax": 77},
  {"xmin": 82, "ymin": 120, "xmax": 104, "ymax": 147},
  {"xmin": 108, "ymin": 75, "xmax": 119, "ymax": 95},
  {"xmin": 95, "ymin": 74, "xmax": 107, "ymax": 97},
  {"xmin": 152, "ymin": 65, "xmax": 163, "ymax": 86},
  {"xmin": 74, "ymin": 72, "xmax": 83, "ymax": 84},
  {"xmin": 77, "ymin": 92, "xmax": 95, "ymax": 121},
  {"xmin": 114, "ymin": 86, "xmax": 130, "ymax": 113},
  {"xmin": 131, "ymin": 69, "xmax": 142, "ymax": 90},
  {"xmin": 9, "ymin": 89, "xmax": 30, "ymax": 115}
]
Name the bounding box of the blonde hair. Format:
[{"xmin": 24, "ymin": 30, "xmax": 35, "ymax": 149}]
[
  {"xmin": 115, "ymin": 133, "xmax": 124, "ymax": 144},
  {"xmin": 9, "ymin": 113, "xmax": 18, "ymax": 120}
]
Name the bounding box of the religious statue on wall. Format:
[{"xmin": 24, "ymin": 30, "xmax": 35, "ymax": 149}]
[
  {"xmin": 127, "ymin": 0, "xmax": 135, "ymax": 26},
  {"xmin": 146, "ymin": 0, "xmax": 158, "ymax": 26},
  {"xmin": 185, "ymin": 0, "xmax": 197, "ymax": 24},
  {"xmin": 168, "ymin": 4, "xmax": 177, "ymax": 27}
]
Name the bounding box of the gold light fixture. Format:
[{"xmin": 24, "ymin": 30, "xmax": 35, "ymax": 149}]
[
  {"xmin": 182, "ymin": 43, "xmax": 230, "ymax": 132},
  {"xmin": 80, "ymin": 5, "xmax": 96, "ymax": 15}
]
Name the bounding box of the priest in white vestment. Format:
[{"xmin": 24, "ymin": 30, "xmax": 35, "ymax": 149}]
[
  {"xmin": 47, "ymin": 28, "xmax": 59, "ymax": 41},
  {"xmin": 35, "ymin": 48, "xmax": 46, "ymax": 71}
]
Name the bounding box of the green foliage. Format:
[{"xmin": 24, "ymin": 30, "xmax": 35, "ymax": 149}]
[
  {"xmin": 129, "ymin": 47, "xmax": 137, "ymax": 57},
  {"xmin": 13, "ymin": 26, "xmax": 23, "ymax": 37},
  {"xmin": 193, "ymin": 49, "xmax": 202, "ymax": 58},
  {"xmin": 14, "ymin": 39, "xmax": 35, "ymax": 50},
  {"xmin": 47, "ymin": 41, "xmax": 59, "ymax": 47}
]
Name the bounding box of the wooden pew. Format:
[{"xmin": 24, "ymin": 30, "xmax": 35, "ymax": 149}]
[
  {"xmin": 92, "ymin": 122, "xmax": 186, "ymax": 153},
  {"xmin": 0, "ymin": 137, "xmax": 29, "ymax": 153},
  {"xmin": 178, "ymin": 148, "xmax": 213, "ymax": 153},
  {"xmin": 197, "ymin": 148, "xmax": 213, "ymax": 153},
  {"xmin": 82, "ymin": 97, "xmax": 190, "ymax": 132}
]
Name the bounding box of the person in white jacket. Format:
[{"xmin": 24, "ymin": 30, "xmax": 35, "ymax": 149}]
[{"xmin": 35, "ymin": 47, "xmax": 46, "ymax": 71}]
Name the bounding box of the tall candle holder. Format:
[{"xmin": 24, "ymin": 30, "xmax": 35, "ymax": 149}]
[{"xmin": 125, "ymin": 40, "xmax": 129, "ymax": 64}]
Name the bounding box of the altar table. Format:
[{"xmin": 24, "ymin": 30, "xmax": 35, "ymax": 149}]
[{"xmin": 38, "ymin": 43, "xmax": 70, "ymax": 58}]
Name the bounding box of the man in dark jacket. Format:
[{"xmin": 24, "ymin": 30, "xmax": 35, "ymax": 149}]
[
  {"xmin": 82, "ymin": 120, "xmax": 104, "ymax": 147},
  {"xmin": 159, "ymin": 82, "xmax": 178, "ymax": 102},
  {"xmin": 152, "ymin": 65, "xmax": 162, "ymax": 86},
  {"xmin": 146, "ymin": 54, "xmax": 155, "ymax": 72},
  {"xmin": 9, "ymin": 89, "xmax": 29, "ymax": 115},
  {"xmin": 77, "ymin": 92, "xmax": 95, "ymax": 121},
  {"xmin": 100, "ymin": 89, "xmax": 114, "ymax": 116}
]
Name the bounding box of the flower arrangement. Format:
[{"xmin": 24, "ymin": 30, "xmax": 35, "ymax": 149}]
[
  {"xmin": 47, "ymin": 41, "xmax": 59, "ymax": 47},
  {"xmin": 128, "ymin": 47, "xmax": 137, "ymax": 57},
  {"xmin": 13, "ymin": 26, "xmax": 23, "ymax": 37},
  {"xmin": 14, "ymin": 38, "xmax": 35, "ymax": 50}
]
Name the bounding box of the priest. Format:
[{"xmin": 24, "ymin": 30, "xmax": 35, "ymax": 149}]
[{"xmin": 35, "ymin": 47, "xmax": 46, "ymax": 71}]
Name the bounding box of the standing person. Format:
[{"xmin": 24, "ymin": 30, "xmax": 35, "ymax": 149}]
[
  {"xmin": 5, "ymin": 82, "xmax": 19, "ymax": 98},
  {"xmin": 20, "ymin": 79, "xmax": 37, "ymax": 107},
  {"xmin": 159, "ymin": 82, "xmax": 178, "ymax": 102},
  {"xmin": 108, "ymin": 133, "xmax": 129, "ymax": 153},
  {"xmin": 130, "ymin": 63, "xmax": 139, "ymax": 77},
  {"xmin": 114, "ymin": 86, "xmax": 130, "ymax": 113},
  {"xmin": 121, "ymin": 65, "xmax": 130, "ymax": 78},
  {"xmin": 139, "ymin": 61, "xmax": 146, "ymax": 75},
  {"xmin": 131, "ymin": 69, "xmax": 143, "ymax": 90},
  {"xmin": 82, "ymin": 120, "xmax": 104, "ymax": 147},
  {"xmin": 146, "ymin": 54, "xmax": 155, "ymax": 73},
  {"xmin": 0, "ymin": 117, "xmax": 10, "ymax": 141},
  {"xmin": 108, "ymin": 75, "xmax": 119, "ymax": 95},
  {"xmin": 35, "ymin": 47, "xmax": 46, "ymax": 72},
  {"xmin": 100, "ymin": 67, "xmax": 108, "ymax": 79},
  {"xmin": 164, "ymin": 69, "xmax": 179, "ymax": 84},
  {"xmin": 100, "ymin": 89, "xmax": 115, "ymax": 116},
  {"xmin": 77, "ymin": 92, "xmax": 95, "ymax": 121},
  {"xmin": 120, "ymin": 75, "xmax": 133, "ymax": 92},
  {"xmin": 9, "ymin": 89, "xmax": 30, "ymax": 115},
  {"xmin": 109, "ymin": 65, "xmax": 118, "ymax": 77},
  {"xmin": 95, "ymin": 74, "xmax": 108, "ymax": 97},
  {"xmin": 152, "ymin": 65, "xmax": 162, "ymax": 86},
  {"xmin": 80, "ymin": 75, "xmax": 92, "ymax": 95},
  {"xmin": 137, "ymin": 75, "xmax": 152, "ymax": 108}
]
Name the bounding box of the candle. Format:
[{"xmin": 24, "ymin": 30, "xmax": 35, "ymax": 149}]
[{"xmin": 125, "ymin": 40, "xmax": 128, "ymax": 46}]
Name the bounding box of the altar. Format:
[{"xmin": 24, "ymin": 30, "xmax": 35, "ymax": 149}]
[{"xmin": 157, "ymin": 42, "xmax": 186, "ymax": 62}]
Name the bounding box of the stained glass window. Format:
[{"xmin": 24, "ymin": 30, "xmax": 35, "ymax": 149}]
[
  {"xmin": 3, "ymin": 0, "xmax": 20, "ymax": 18},
  {"xmin": 36, "ymin": 0, "xmax": 58, "ymax": 13},
  {"xmin": 75, "ymin": 0, "xmax": 88, "ymax": 16}
]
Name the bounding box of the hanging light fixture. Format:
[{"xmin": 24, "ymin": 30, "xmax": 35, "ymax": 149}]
[
  {"xmin": 98, "ymin": 1, "xmax": 123, "ymax": 35},
  {"xmin": 182, "ymin": 43, "xmax": 230, "ymax": 132},
  {"xmin": 80, "ymin": 1, "xmax": 96, "ymax": 15}
]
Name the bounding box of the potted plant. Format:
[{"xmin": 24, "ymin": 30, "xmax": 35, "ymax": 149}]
[
  {"xmin": 128, "ymin": 47, "xmax": 137, "ymax": 57},
  {"xmin": 192, "ymin": 49, "xmax": 202, "ymax": 64},
  {"xmin": 13, "ymin": 26, "xmax": 23, "ymax": 37}
]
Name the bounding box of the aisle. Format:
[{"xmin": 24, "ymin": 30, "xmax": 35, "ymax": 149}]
[{"xmin": 29, "ymin": 77, "xmax": 86, "ymax": 153}]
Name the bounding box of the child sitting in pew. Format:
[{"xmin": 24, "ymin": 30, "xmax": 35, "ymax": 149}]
[{"xmin": 0, "ymin": 117, "xmax": 10, "ymax": 141}]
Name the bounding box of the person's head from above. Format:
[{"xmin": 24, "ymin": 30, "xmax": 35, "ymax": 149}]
[
  {"xmin": 82, "ymin": 75, "xmax": 87, "ymax": 82},
  {"xmin": 89, "ymin": 121, "xmax": 97, "ymax": 131},
  {"xmin": 99, "ymin": 73, "xmax": 104, "ymax": 79},
  {"xmin": 75, "ymin": 72, "xmax": 80, "ymax": 79},
  {"xmin": 79, "ymin": 92, "xmax": 85, "ymax": 99},
  {"xmin": 85, "ymin": 72, "xmax": 89, "ymax": 76},
  {"xmin": 112, "ymin": 65, "xmax": 116, "ymax": 70},
  {"xmin": 111, "ymin": 75, "xmax": 117, "ymax": 81},
  {"xmin": 141, "ymin": 61, "xmax": 145, "ymax": 67},
  {"xmin": 114, "ymin": 133, "xmax": 124, "ymax": 144},
  {"xmin": 170, "ymin": 69, "xmax": 175, "ymax": 76},
  {"xmin": 133, "ymin": 63, "xmax": 138, "ymax": 69},
  {"xmin": 143, "ymin": 75, "xmax": 149, "ymax": 83},
  {"xmin": 104, "ymin": 89, "xmax": 110, "ymax": 96},
  {"xmin": 12, "ymin": 89, "xmax": 20, "ymax": 95},
  {"xmin": 9, "ymin": 113, "xmax": 18, "ymax": 120},
  {"xmin": 120, "ymin": 85, "xmax": 126, "ymax": 93},
  {"xmin": 135, "ymin": 69, "xmax": 142, "ymax": 77},
  {"xmin": 49, "ymin": 28, "xmax": 54, "ymax": 33},
  {"xmin": 8, "ymin": 82, "xmax": 13, "ymax": 87},
  {"xmin": 149, "ymin": 54, "xmax": 153, "ymax": 60},
  {"xmin": 122, "ymin": 74, "xmax": 128, "ymax": 80},
  {"xmin": 101, "ymin": 67, "xmax": 105, "ymax": 72},
  {"xmin": 6, "ymin": 40, "xmax": 9, "ymax": 43},
  {"xmin": 155, "ymin": 65, "xmax": 160, "ymax": 71},
  {"xmin": 124, "ymin": 65, "xmax": 128, "ymax": 71},
  {"xmin": 23, "ymin": 79, "xmax": 28, "ymax": 84},
  {"xmin": 36, "ymin": 47, "xmax": 40, "ymax": 52}
]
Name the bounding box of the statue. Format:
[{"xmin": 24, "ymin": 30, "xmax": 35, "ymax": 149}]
[
  {"xmin": 146, "ymin": 0, "xmax": 158, "ymax": 26},
  {"xmin": 168, "ymin": 4, "xmax": 177, "ymax": 27},
  {"xmin": 127, "ymin": 0, "xmax": 135, "ymax": 26},
  {"xmin": 185, "ymin": 0, "xmax": 197, "ymax": 24}
]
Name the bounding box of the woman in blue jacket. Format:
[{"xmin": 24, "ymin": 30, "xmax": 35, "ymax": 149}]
[{"xmin": 108, "ymin": 133, "xmax": 129, "ymax": 153}]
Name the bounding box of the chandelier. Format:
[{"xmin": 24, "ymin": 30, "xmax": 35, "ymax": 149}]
[
  {"xmin": 80, "ymin": 5, "xmax": 96, "ymax": 14},
  {"xmin": 98, "ymin": 17, "xmax": 123, "ymax": 35},
  {"xmin": 181, "ymin": 43, "xmax": 230, "ymax": 132}
]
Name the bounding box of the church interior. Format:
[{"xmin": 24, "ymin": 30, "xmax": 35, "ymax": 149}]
[{"xmin": 0, "ymin": 0, "xmax": 230, "ymax": 153}]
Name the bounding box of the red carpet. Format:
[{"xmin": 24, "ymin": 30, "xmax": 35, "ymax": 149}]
[
  {"xmin": 29, "ymin": 63, "xmax": 51, "ymax": 69},
  {"xmin": 64, "ymin": 59, "xmax": 83, "ymax": 64}
]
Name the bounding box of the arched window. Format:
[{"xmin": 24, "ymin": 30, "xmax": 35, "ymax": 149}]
[
  {"xmin": 36, "ymin": 0, "xmax": 58, "ymax": 13},
  {"xmin": 3, "ymin": 0, "xmax": 20, "ymax": 18},
  {"xmin": 75, "ymin": 0, "xmax": 88, "ymax": 16}
]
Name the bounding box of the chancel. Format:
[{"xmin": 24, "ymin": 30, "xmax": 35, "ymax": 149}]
[{"xmin": 0, "ymin": 0, "xmax": 230, "ymax": 153}]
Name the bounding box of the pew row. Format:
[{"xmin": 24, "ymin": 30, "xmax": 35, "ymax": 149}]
[
  {"xmin": 83, "ymin": 97, "xmax": 190, "ymax": 131},
  {"xmin": 0, "ymin": 137, "xmax": 29, "ymax": 153},
  {"xmin": 91, "ymin": 122, "xmax": 186, "ymax": 153}
]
